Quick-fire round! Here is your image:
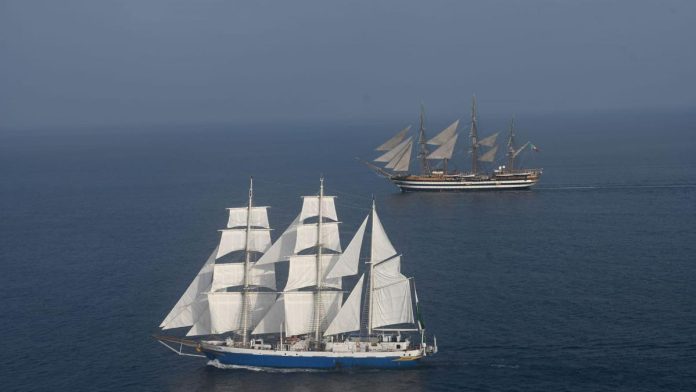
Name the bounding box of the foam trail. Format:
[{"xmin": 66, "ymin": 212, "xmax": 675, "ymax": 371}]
[
  {"xmin": 207, "ymin": 359, "xmax": 326, "ymax": 373},
  {"xmin": 538, "ymin": 183, "xmax": 696, "ymax": 191}
]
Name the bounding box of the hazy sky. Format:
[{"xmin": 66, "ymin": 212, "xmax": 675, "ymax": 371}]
[{"xmin": 1, "ymin": 0, "xmax": 694, "ymax": 129}]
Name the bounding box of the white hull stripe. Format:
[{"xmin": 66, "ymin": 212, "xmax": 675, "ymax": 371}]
[
  {"xmin": 393, "ymin": 179, "xmax": 538, "ymax": 190},
  {"xmin": 202, "ymin": 344, "xmax": 421, "ymax": 359}
]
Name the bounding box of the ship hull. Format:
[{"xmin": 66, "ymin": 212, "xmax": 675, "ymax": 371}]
[
  {"xmin": 200, "ymin": 345, "xmax": 423, "ymax": 369},
  {"xmin": 391, "ymin": 176, "xmax": 539, "ymax": 192}
]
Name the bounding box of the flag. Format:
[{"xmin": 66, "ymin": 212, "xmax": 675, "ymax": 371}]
[{"xmin": 530, "ymin": 143, "xmax": 540, "ymax": 152}]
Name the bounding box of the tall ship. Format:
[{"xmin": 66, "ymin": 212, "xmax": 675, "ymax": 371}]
[
  {"xmin": 365, "ymin": 97, "xmax": 542, "ymax": 191},
  {"xmin": 155, "ymin": 178, "xmax": 436, "ymax": 369}
]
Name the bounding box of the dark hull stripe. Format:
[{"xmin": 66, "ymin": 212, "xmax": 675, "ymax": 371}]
[{"xmin": 392, "ymin": 179, "xmax": 538, "ymax": 192}]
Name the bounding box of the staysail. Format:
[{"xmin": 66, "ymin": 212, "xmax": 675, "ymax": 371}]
[
  {"xmin": 385, "ymin": 139, "xmax": 413, "ymax": 172},
  {"xmin": 251, "ymin": 295, "xmax": 285, "ymax": 335},
  {"xmin": 427, "ymin": 119, "xmax": 459, "ymax": 145},
  {"xmin": 477, "ymin": 132, "xmax": 499, "ymax": 147},
  {"xmin": 160, "ymin": 247, "xmax": 217, "ymax": 333},
  {"xmin": 324, "ymin": 274, "xmax": 365, "ymax": 336},
  {"xmin": 255, "ymin": 214, "xmax": 301, "ymax": 266},
  {"xmin": 478, "ymin": 145, "xmax": 498, "ymax": 162},
  {"xmin": 374, "ymin": 137, "xmax": 413, "ymax": 164},
  {"xmin": 375, "ymin": 125, "xmax": 412, "ymax": 151},
  {"xmin": 426, "ymin": 133, "xmax": 459, "ymax": 160},
  {"xmin": 326, "ymin": 215, "xmax": 368, "ymax": 279}
]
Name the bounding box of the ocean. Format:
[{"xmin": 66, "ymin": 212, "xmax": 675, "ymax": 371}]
[{"xmin": 1, "ymin": 110, "xmax": 695, "ymax": 391}]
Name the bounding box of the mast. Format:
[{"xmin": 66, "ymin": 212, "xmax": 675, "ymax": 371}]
[
  {"xmin": 470, "ymin": 96, "xmax": 479, "ymax": 174},
  {"xmin": 507, "ymin": 116, "xmax": 516, "ymax": 172},
  {"xmin": 417, "ymin": 104, "xmax": 430, "ymax": 175},
  {"xmin": 313, "ymin": 177, "xmax": 324, "ymax": 341},
  {"xmin": 241, "ymin": 177, "xmax": 253, "ymax": 346},
  {"xmin": 367, "ymin": 198, "xmax": 375, "ymax": 336}
]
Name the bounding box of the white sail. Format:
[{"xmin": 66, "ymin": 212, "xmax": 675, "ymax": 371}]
[
  {"xmin": 375, "ymin": 125, "xmax": 411, "ymax": 151},
  {"xmin": 324, "ymin": 274, "xmax": 364, "ymax": 336},
  {"xmin": 283, "ymin": 291, "xmax": 343, "ymax": 337},
  {"xmin": 326, "ymin": 215, "xmax": 368, "ymax": 279},
  {"xmin": 186, "ymin": 308, "xmax": 211, "ymax": 336},
  {"xmin": 374, "ymin": 137, "xmax": 412, "ymax": 163},
  {"xmin": 478, "ymin": 145, "xmax": 499, "ymax": 162},
  {"xmin": 426, "ymin": 134, "xmax": 459, "ymax": 160},
  {"xmin": 299, "ymin": 196, "xmax": 338, "ymax": 222},
  {"xmin": 371, "ymin": 279, "xmax": 414, "ymax": 328},
  {"xmin": 477, "ymin": 132, "xmax": 499, "ymax": 147},
  {"xmin": 427, "ymin": 119, "xmax": 459, "ymax": 145},
  {"xmin": 207, "ymin": 292, "xmax": 277, "ymax": 335},
  {"xmin": 371, "ymin": 210, "xmax": 397, "ymax": 263},
  {"xmin": 160, "ymin": 247, "xmax": 217, "ymax": 330},
  {"xmin": 211, "ymin": 262, "xmax": 276, "ymax": 291},
  {"xmin": 217, "ymin": 229, "xmax": 272, "ymax": 259},
  {"xmin": 373, "ymin": 256, "xmax": 407, "ymax": 288},
  {"xmin": 255, "ymin": 214, "xmax": 301, "ymax": 265},
  {"xmin": 226, "ymin": 207, "xmax": 270, "ymax": 229},
  {"xmin": 385, "ymin": 140, "xmax": 412, "ymax": 172},
  {"xmin": 251, "ymin": 295, "xmax": 285, "ymax": 335},
  {"xmin": 294, "ymin": 222, "xmax": 342, "ymax": 254},
  {"xmin": 284, "ymin": 255, "xmax": 342, "ymax": 291}
]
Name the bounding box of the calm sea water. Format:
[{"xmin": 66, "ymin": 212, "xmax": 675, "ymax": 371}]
[{"xmin": 1, "ymin": 111, "xmax": 695, "ymax": 391}]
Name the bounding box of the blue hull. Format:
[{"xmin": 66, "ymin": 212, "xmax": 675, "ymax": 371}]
[{"xmin": 204, "ymin": 350, "xmax": 422, "ymax": 369}]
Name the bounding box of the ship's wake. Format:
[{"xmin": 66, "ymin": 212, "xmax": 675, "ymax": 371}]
[
  {"xmin": 207, "ymin": 359, "xmax": 327, "ymax": 373},
  {"xmin": 538, "ymin": 183, "xmax": 696, "ymax": 191}
]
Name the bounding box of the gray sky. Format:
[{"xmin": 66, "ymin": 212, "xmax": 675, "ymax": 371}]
[{"xmin": 1, "ymin": 0, "xmax": 694, "ymax": 129}]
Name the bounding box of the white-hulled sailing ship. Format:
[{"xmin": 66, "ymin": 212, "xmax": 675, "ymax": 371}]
[
  {"xmin": 155, "ymin": 178, "xmax": 436, "ymax": 369},
  {"xmin": 364, "ymin": 97, "xmax": 542, "ymax": 191}
]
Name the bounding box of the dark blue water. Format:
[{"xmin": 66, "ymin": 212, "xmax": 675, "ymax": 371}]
[{"xmin": 2, "ymin": 111, "xmax": 695, "ymax": 391}]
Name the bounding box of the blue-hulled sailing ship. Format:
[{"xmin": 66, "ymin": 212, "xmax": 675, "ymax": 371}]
[{"xmin": 155, "ymin": 178, "xmax": 436, "ymax": 369}]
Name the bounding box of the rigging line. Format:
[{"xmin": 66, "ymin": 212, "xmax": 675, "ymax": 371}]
[
  {"xmin": 252, "ymin": 178, "xmax": 319, "ymax": 194},
  {"xmin": 335, "ymin": 200, "xmax": 371, "ymax": 210},
  {"xmin": 336, "ymin": 204, "xmax": 371, "ymax": 212},
  {"xmin": 329, "ymin": 187, "xmax": 373, "ymax": 201},
  {"xmin": 253, "ymin": 178, "xmax": 371, "ymax": 203}
]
